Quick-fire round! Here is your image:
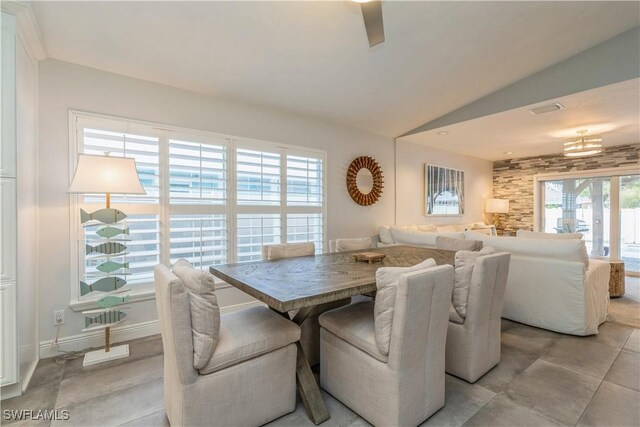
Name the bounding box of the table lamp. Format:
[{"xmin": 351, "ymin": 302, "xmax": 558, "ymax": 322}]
[
  {"xmin": 485, "ymin": 198, "xmax": 509, "ymax": 230},
  {"xmin": 68, "ymin": 153, "xmax": 145, "ymax": 366}
]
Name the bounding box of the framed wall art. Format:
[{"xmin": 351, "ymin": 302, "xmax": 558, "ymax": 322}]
[{"xmin": 425, "ymin": 165, "xmax": 464, "ymax": 216}]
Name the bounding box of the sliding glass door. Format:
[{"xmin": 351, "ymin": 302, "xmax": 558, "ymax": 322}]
[
  {"xmin": 541, "ymin": 177, "xmax": 611, "ymax": 256},
  {"xmin": 620, "ymin": 175, "xmax": 640, "ymax": 274},
  {"xmin": 537, "ymin": 167, "xmax": 639, "ymax": 276}
]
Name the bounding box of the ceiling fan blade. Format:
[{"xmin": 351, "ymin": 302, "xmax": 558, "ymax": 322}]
[{"xmin": 360, "ymin": 1, "xmax": 385, "ymax": 47}]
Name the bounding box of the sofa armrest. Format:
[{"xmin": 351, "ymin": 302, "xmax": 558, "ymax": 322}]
[{"xmin": 583, "ymin": 259, "xmax": 611, "ymax": 334}]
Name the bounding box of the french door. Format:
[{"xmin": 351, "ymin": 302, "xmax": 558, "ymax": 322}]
[
  {"xmin": 620, "ymin": 175, "xmax": 640, "ymax": 275},
  {"xmin": 535, "ymin": 166, "xmax": 639, "ymax": 276}
]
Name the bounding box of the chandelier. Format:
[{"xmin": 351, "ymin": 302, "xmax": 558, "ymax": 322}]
[{"xmin": 563, "ymin": 130, "xmax": 603, "ymax": 157}]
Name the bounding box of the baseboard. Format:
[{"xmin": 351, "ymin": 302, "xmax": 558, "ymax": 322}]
[
  {"xmin": 39, "ymin": 300, "xmax": 264, "ymax": 359},
  {"xmin": 1, "ymin": 383, "xmax": 22, "ymax": 400}
]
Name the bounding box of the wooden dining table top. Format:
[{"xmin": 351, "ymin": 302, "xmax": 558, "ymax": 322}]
[{"xmin": 209, "ymin": 245, "xmax": 456, "ymax": 312}]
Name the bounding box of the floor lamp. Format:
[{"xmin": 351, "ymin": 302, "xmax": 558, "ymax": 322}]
[{"xmin": 68, "ymin": 153, "xmax": 146, "ymax": 366}]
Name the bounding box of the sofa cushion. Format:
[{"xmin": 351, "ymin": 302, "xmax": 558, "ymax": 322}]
[
  {"xmin": 436, "ymin": 225, "xmax": 460, "ymax": 233},
  {"xmin": 516, "ymin": 230, "xmax": 583, "ymax": 240},
  {"xmin": 374, "ymin": 258, "xmax": 437, "ymax": 355},
  {"xmin": 453, "ymin": 247, "xmax": 496, "ymax": 318},
  {"xmin": 417, "ymin": 224, "xmax": 437, "ymax": 232},
  {"xmin": 335, "ymin": 237, "xmax": 373, "ymax": 252},
  {"xmin": 319, "ymin": 301, "xmax": 387, "ymax": 362},
  {"xmin": 436, "ymin": 236, "xmax": 483, "ymax": 252},
  {"xmin": 262, "ymin": 242, "xmax": 315, "ymax": 260},
  {"xmin": 390, "ymin": 227, "xmax": 464, "ymax": 247},
  {"xmin": 172, "ymin": 259, "xmax": 220, "ymax": 369},
  {"xmin": 449, "ymin": 302, "xmax": 465, "ymax": 324},
  {"xmin": 464, "ymin": 231, "xmax": 589, "ymax": 269},
  {"xmin": 379, "ymin": 225, "xmax": 394, "ymax": 244},
  {"xmin": 199, "ymin": 306, "xmax": 301, "ymax": 375}
]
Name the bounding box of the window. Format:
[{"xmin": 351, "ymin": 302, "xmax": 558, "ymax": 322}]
[{"xmin": 71, "ymin": 112, "xmax": 326, "ymax": 304}]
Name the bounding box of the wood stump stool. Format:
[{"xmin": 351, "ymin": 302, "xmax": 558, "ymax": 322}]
[{"xmin": 608, "ymin": 259, "xmax": 625, "ymax": 298}]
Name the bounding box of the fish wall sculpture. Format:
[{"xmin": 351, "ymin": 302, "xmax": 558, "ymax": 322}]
[
  {"xmin": 85, "ymin": 310, "xmax": 127, "ymax": 328},
  {"xmin": 86, "ymin": 242, "xmax": 127, "ymax": 256},
  {"xmin": 96, "ymin": 261, "xmax": 129, "ymax": 274},
  {"xmin": 96, "ymin": 226, "xmax": 130, "ymax": 239},
  {"xmin": 80, "ymin": 277, "xmax": 127, "ymax": 296},
  {"xmin": 96, "ymin": 295, "xmax": 130, "ymax": 309},
  {"xmin": 81, "ymin": 208, "xmax": 127, "ymax": 224}
]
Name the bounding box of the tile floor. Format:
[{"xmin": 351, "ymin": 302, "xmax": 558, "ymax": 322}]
[{"xmin": 3, "ymin": 305, "xmax": 639, "ymax": 426}]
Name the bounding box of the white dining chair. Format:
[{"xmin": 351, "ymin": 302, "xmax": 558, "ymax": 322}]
[
  {"xmin": 154, "ymin": 263, "xmax": 300, "ymax": 426},
  {"xmin": 319, "ymin": 264, "xmax": 454, "ymax": 426},
  {"xmin": 446, "ymin": 251, "xmax": 511, "ymax": 382},
  {"xmin": 328, "ymin": 237, "xmax": 373, "ymax": 253}
]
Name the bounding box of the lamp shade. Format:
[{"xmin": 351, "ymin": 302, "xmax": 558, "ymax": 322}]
[
  {"xmin": 485, "ymin": 198, "xmax": 509, "ymax": 214},
  {"xmin": 68, "ymin": 154, "xmax": 146, "ymax": 194}
]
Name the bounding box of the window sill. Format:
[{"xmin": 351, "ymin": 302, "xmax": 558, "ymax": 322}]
[{"xmin": 68, "ymin": 278, "xmax": 232, "ymax": 312}]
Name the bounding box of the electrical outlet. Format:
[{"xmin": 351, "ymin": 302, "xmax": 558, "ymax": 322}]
[{"xmin": 54, "ymin": 310, "xmax": 65, "ymax": 325}]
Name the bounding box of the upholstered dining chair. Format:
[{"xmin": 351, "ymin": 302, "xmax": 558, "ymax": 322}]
[
  {"xmin": 262, "ymin": 242, "xmax": 350, "ymax": 366},
  {"xmin": 154, "ymin": 263, "xmax": 300, "ymax": 426},
  {"xmin": 446, "ymin": 251, "xmax": 511, "ymax": 383},
  {"xmin": 328, "ymin": 237, "xmax": 373, "ymax": 253},
  {"xmin": 319, "ymin": 264, "xmax": 454, "ymax": 426}
]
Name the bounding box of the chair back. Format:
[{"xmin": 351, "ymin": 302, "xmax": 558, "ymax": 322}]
[
  {"xmin": 388, "ymin": 265, "xmax": 453, "ymax": 366},
  {"xmin": 329, "ymin": 237, "xmax": 373, "ymax": 253},
  {"xmin": 557, "ymin": 218, "xmax": 577, "ymax": 233},
  {"xmin": 465, "ymin": 253, "xmax": 511, "ymax": 329},
  {"xmin": 154, "ymin": 265, "xmax": 198, "ymax": 385},
  {"xmin": 262, "ymin": 242, "xmax": 315, "ymax": 260},
  {"xmin": 386, "ymin": 265, "xmax": 453, "ymax": 418}
]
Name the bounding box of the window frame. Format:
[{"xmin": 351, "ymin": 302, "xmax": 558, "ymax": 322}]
[{"xmin": 68, "ymin": 110, "xmax": 327, "ymax": 311}]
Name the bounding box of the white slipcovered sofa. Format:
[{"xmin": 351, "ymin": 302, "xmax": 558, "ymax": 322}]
[
  {"xmin": 464, "ymin": 231, "xmax": 610, "ymax": 336},
  {"xmin": 378, "ymin": 223, "xmax": 496, "ymax": 248}
]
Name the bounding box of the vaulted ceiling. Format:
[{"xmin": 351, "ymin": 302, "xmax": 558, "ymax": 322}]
[{"xmin": 33, "ymin": 1, "xmax": 640, "ymax": 138}]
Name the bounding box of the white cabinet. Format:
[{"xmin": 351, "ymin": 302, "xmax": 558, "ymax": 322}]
[
  {"xmin": 1, "ymin": 12, "xmax": 15, "ymax": 178},
  {"xmin": 0, "ymin": 11, "xmax": 18, "ymax": 388},
  {"xmin": 1, "ymin": 6, "xmax": 40, "ymax": 396},
  {"xmin": 0, "ymin": 282, "xmax": 17, "ymax": 386},
  {"xmin": 0, "ymin": 180, "xmax": 17, "ymax": 283}
]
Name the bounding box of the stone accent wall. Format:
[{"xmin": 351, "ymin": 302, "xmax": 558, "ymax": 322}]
[{"xmin": 493, "ymin": 144, "xmax": 640, "ymax": 231}]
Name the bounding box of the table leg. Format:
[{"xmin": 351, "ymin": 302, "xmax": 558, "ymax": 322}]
[
  {"xmin": 295, "ymin": 341, "xmax": 330, "ymax": 425},
  {"xmin": 271, "ymin": 305, "xmax": 329, "ymax": 424},
  {"xmin": 291, "ymin": 305, "xmax": 316, "ymax": 325}
]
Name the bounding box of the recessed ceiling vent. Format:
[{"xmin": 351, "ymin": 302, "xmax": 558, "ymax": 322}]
[{"xmin": 528, "ymin": 103, "xmax": 564, "ymax": 115}]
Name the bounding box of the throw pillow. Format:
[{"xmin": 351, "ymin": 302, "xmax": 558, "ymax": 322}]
[
  {"xmin": 453, "ymin": 246, "xmax": 496, "ymax": 318},
  {"xmin": 172, "ymin": 259, "xmax": 220, "ymax": 369},
  {"xmin": 374, "ymin": 258, "xmax": 437, "ymax": 355},
  {"xmin": 335, "ymin": 237, "xmax": 372, "ymax": 252},
  {"xmin": 378, "ymin": 225, "xmax": 394, "ymax": 244},
  {"xmin": 436, "ymin": 236, "xmax": 483, "ymax": 251}
]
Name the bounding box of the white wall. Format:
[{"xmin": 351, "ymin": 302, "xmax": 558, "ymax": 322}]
[
  {"xmin": 38, "ymin": 59, "xmax": 396, "ymax": 348},
  {"xmin": 395, "ymin": 140, "xmax": 493, "ymax": 225}
]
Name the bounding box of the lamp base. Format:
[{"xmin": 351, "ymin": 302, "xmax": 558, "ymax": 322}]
[
  {"xmin": 82, "ymin": 344, "xmax": 129, "ymax": 367},
  {"xmin": 492, "ymin": 213, "xmax": 502, "ymax": 230}
]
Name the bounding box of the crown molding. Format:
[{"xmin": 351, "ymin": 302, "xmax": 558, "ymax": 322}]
[{"xmin": 1, "ymin": 1, "xmax": 46, "ymax": 61}]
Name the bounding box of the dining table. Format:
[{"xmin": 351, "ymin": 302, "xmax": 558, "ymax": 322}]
[{"xmin": 209, "ymin": 245, "xmax": 456, "ymax": 425}]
